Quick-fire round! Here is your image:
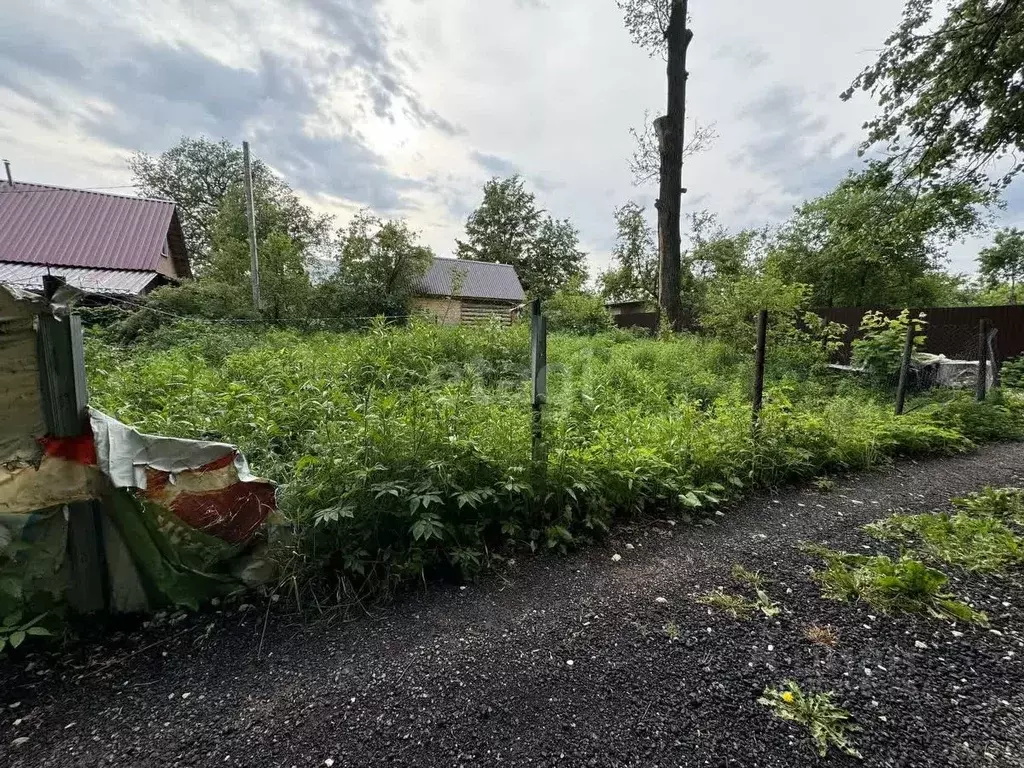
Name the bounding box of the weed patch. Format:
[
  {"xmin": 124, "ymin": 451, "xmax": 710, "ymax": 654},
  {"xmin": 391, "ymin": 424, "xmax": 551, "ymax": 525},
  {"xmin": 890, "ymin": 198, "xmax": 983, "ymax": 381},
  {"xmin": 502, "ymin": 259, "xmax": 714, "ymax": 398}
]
[
  {"xmin": 697, "ymin": 589, "xmax": 756, "ymax": 619},
  {"xmin": 866, "ymin": 512, "xmax": 1024, "ymax": 573},
  {"xmin": 759, "ymin": 680, "xmax": 860, "ymax": 758},
  {"xmin": 803, "ymin": 544, "xmax": 987, "ymax": 624}
]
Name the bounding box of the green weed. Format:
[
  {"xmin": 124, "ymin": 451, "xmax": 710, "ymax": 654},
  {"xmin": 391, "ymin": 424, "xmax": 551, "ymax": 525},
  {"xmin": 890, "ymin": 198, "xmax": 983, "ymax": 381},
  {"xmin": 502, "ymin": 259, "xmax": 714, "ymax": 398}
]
[
  {"xmin": 866, "ymin": 512, "xmax": 1024, "ymax": 573},
  {"xmin": 697, "ymin": 588, "xmax": 756, "ymax": 619},
  {"xmin": 804, "ymin": 545, "xmax": 987, "ymax": 624},
  {"xmin": 731, "ymin": 564, "xmax": 765, "ymax": 588},
  {"xmin": 953, "ymin": 487, "xmax": 1024, "ymax": 525},
  {"xmin": 759, "ymin": 680, "xmax": 861, "ymax": 758}
]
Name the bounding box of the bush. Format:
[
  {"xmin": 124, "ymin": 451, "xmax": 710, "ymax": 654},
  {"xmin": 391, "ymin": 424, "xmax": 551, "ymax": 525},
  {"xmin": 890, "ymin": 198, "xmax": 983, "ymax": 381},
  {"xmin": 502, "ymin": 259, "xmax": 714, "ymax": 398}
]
[
  {"xmin": 543, "ymin": 290, "xmax": 615, "ymax": 335},
  {"xmin": 851, "ymin": 309, "xmax": 927, "ymax": 385}
]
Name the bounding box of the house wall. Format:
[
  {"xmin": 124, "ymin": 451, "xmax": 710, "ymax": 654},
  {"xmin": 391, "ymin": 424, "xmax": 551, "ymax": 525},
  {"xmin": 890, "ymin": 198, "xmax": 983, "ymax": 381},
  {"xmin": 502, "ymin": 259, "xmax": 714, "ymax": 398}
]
[
  {"xmin": 411, "ymin": 296, "xmax": 463, "ymax": 325},
  {"xmin": 410, "ymin": 296, "xmax": 516, "ymax": 325}
]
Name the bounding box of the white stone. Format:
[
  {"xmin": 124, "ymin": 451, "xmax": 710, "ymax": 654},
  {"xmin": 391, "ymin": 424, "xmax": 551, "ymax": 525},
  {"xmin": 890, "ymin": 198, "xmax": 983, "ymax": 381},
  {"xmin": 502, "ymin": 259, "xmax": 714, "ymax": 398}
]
[
  {"xmin": 611, "ymin": 554, "xmax": 622, "ymax": 562},
  {"xmin": 915, "ymin": 641, "xmax": 928, "ymax": 649},
  {"xmin": 655, "ymin": 597, "xmax": 668, "ymax": 604}
]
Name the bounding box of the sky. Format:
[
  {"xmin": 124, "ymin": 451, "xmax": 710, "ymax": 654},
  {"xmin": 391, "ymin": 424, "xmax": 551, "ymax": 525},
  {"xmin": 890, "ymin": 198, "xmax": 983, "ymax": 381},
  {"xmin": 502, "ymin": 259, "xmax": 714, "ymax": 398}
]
[{"xmin": 2, "ymin": 0, "xmax": 1021, "ymax": 278}]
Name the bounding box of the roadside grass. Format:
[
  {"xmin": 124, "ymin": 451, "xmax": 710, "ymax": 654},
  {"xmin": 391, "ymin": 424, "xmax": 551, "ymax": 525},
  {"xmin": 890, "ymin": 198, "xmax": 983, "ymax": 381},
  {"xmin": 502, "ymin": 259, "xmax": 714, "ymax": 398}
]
[
  {"xmin": 697, "ymin": 589, "xmax": 756, "ymax": 619},
  {"xmin": 802, "ymin": 544, "xmax": 987, "ymax": 624},
  {"xmin": 759, "ymin": 680, "xmax": 861, "ymax": 758}
]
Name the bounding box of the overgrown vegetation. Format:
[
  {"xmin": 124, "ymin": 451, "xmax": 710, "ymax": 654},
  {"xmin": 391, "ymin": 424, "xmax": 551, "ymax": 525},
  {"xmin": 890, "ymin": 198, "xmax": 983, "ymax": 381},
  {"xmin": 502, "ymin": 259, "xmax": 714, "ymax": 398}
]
[
  {"xmin": 866, "ymin": 512, "xmax": 1024, "ymax": 573},
  {"xmin": 85, "ymin": 320, "xmax": 1024, "ymax": 603},
  {"xmin": 759, "ymin": 680, "xmax": 861, "ymax": 758},
  {"xmin": 803, "ymin": 545, "xmax": 987, "ymax": 624}
]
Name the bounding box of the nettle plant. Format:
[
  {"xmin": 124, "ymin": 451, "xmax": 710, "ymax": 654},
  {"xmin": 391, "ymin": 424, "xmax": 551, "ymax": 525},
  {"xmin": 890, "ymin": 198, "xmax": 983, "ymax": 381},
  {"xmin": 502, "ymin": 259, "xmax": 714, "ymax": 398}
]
[{"xmin": 851, "ymin": 309, "xmax": 927, "ymax": 385}]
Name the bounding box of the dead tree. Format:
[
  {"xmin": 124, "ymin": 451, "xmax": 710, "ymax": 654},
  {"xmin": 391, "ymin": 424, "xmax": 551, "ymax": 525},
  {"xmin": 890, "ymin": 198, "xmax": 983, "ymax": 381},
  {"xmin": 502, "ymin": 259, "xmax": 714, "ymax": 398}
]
[{"xmin": 618, "ymin": 0, "xmax": 696, "ymax": 332}]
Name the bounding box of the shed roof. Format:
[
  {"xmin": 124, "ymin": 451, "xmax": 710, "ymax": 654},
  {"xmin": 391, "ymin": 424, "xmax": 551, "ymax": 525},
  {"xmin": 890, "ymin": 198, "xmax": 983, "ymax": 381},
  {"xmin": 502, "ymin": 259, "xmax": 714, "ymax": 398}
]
[
  {"xmin": 0, "ymin": 181, "xmax": 190, "ymax": 276},
  {"xmin": 417, "ymin": 257, "xmax": 525, "ymax": 302},
  {"xmin": 0, "ymin": 262, "xmax": 163, "ymax": 296}
]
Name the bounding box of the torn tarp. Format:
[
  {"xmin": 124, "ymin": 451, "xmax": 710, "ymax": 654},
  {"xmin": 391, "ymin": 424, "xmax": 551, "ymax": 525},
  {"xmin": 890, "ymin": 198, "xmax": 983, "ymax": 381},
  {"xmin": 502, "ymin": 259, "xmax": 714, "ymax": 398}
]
[{"xmin": 1, "ymin": 410, "xmax": 277, "ymax": 612}]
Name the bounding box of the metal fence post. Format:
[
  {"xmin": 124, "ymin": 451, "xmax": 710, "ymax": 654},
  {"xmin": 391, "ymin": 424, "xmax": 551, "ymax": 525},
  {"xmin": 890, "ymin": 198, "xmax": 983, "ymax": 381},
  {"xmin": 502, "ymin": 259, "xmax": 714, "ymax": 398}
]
[
  {"xmin": 895, "ymin": 320, "xmax": 916, "ymax": 415},
  {"xmin": 37, "ymin": 285, "xmax": 108, "ymax": 613},
  {"xmin": 976, "ymin": 318, "xmax": 989, "ymax": 402},
  {"xmin": 530, "ymin": 299, "xmax": 547, "ymax": 464},
  {"xmin": 752, "ymin": 309, "xmax": 768, "ymax": 425}
]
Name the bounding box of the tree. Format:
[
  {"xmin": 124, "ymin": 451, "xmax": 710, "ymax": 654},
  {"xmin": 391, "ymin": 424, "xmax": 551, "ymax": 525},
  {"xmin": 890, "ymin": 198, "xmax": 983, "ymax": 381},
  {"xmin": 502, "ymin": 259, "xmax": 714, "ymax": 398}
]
[
  {"xmin": 767, "ymin": 164, "xmax": 987, "ymax": 307},
  {"xmin": 129, "ymin": 137, "xmax": 332, "ymax": 270},
  {"xmin": 204, "ymin": 185, "xmax": 314, "ymax": 321},
  {"xmin": 456, "ymin": 176, "xmax": 586, "ymax": 299},
  {"xmin": 979, "ymin": 227, "xmax": 1024, "ymax": 303},
  {"xmin": 318, "ymin": 211, "xmax": 435, "ymax": 319},
  {"xmin": 600, "ymin": 202, "xmax": 658, "ymax": 303},
  {"xmin": 617, "ymin": 0, "xmax": 694, "ymax": 330},
  {"xmin": 844, "ymin": 0, "xmax": 1024, "ymax": 189}
]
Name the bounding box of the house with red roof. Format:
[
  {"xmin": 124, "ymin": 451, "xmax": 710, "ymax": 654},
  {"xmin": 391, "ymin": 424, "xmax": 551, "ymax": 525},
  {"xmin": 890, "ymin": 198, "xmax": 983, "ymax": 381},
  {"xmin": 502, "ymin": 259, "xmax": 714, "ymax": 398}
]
[{"xmin": 0, "ymin": 179, "xmax": 190, "ymax": 297}]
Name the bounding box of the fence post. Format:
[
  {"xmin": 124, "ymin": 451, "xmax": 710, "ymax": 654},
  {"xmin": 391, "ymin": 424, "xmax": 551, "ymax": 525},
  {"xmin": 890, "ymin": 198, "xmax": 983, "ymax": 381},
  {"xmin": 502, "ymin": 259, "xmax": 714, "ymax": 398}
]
[
  {"xmin": 976, "ymin": 318, "xmax": 989, "ymax": 402},
  {"xmin": 894, "ymin": 320, "xmax": 916, "ymax": 415},
  {"xmin": 752, "ymin": 309, "xmax": 768, "ymax": 425},
  {"xmin": 530, "ymin": 299, "xmax": 547, "ymax": 464},
  {"xmin": 37, "ymin": 284, "xmax": 108, "ymax": 613},
  {"xmin": 988, "ymin": 327, "xmax": 1000, "ymax": 389}
]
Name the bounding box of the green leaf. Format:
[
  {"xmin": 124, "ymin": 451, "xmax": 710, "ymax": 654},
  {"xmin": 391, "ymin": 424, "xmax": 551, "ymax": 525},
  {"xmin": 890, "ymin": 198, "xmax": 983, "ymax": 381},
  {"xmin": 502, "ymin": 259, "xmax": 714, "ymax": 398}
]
[
  {"xmin": 25, "ymin": 626, "xmax": 52, "ymax": 637},
  {"xmin": 680, "ymin": 491, "xmax": 702, "ymax": 508},
  {"xmin": 9, "ymin": 630, "xmax": 25, "ymax": 648}
]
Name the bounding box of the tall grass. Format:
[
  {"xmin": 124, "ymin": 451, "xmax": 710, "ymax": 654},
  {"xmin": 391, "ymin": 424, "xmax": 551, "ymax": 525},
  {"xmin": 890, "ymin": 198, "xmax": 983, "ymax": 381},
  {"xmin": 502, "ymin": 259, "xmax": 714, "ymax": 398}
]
[{"xmin": 85, "ymin": 319, "xmax": 1024, "ymax": 599}]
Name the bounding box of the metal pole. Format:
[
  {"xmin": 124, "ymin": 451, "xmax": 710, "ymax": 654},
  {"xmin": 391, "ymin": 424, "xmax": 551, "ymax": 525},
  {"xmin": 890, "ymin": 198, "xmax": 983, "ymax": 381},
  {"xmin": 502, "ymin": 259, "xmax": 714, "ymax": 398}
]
[
  {"xmin": 531, "ymin": 299, "xmax": 547, "ymax": 464},
  {"xmin": 895, "ymin": 320, "xmax": 916, "ymax": 415},
  {"xmin": 242, "ymin": 141, "xmax": 261, "ymax": 311},
  {"xmin": 752, "ymin": 309, "xmax": 768, "ymax": 424},
  {"xmin": 976, "ymin": 318, "xmax": 989, "ymax": 402}
]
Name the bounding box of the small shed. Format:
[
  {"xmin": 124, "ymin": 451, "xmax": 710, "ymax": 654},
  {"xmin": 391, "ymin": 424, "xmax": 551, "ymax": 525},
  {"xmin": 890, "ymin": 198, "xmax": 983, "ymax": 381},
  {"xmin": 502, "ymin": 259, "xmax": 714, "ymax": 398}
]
[
  {"xmin": 412, "ymin": 257, "xmax": 526, "ymax": 325},
  {"xmin": 0, "ymin": 180, "xmax": 190, "ymax": 297}
]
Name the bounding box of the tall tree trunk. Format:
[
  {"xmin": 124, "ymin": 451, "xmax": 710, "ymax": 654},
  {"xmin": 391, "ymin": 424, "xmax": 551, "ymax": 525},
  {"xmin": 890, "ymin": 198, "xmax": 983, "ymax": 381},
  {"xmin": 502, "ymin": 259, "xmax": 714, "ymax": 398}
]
[{"xmin": 656, "ymin": 0, "xmax": 691, "ymax": 332}]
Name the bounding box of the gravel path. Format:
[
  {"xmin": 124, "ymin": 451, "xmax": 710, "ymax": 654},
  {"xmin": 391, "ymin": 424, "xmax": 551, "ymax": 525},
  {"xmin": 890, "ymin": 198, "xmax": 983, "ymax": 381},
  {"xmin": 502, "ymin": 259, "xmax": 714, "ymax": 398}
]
[{"xmin": 4, "ymin": 444, "xmax": 1024, "ymax": 767}]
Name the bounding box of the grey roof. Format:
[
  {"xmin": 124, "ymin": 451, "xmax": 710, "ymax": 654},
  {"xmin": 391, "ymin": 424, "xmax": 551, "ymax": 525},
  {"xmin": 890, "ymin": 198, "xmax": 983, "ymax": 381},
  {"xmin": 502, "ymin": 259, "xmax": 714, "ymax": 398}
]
[
  {"xmin": 417, "ymin": 257, "xmax": 525, "ymax": 302},
  {"xmin": 0, "ymin": 262, "xmax": 163, "ymax": 296}
]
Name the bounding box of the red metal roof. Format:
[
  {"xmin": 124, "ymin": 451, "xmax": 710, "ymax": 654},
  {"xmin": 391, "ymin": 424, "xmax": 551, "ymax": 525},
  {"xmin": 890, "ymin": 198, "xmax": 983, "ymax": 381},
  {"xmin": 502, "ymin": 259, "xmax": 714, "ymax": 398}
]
[{"xmin": 0, "ymin": 182, "xmax": 185, "ymax": 273}]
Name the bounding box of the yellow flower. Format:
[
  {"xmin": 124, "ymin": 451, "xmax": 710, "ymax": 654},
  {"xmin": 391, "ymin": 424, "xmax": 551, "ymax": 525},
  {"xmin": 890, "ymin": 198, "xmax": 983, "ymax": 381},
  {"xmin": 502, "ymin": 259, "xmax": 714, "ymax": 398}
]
[{"xmin": 781, "ymin": 691, "xmax": 795, "ymax": 704}]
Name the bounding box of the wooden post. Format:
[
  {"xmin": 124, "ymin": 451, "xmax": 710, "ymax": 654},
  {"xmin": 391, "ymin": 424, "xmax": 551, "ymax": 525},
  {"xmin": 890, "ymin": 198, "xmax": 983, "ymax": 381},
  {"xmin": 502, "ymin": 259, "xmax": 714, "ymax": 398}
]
[
  {"xmin": 988, "ymin": 327, "xmax": 1000, "ymax": 389},
  {"xmin": 894, "ymin": 320, "xmax": 916, "ymax": 415},
  {"xmin": 976, "ymin": 318, "xmax": 989, "ymax": 402},
  {"xmin": 37, "ymin": 303, "xmax": 108, "ymax": 613},
  {"xmin": 530, "ymin": 299, "xmax": 547, "ymax": 464},
  {"xmin": 752, "ymin": 309, "xmax": 768, "ymax": 425},
  {"xmin": 242, "ymin": 141, "xmax": 261, "ymax": 311}
]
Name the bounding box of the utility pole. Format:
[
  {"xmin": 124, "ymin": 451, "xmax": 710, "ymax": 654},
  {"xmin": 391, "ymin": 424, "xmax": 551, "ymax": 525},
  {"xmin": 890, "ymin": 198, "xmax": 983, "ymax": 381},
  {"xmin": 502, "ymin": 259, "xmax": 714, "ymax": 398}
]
[
  {"xmin": 655, "ymin": 0, "xmax": 691, "ymax": 332},
  {"xmin": 242, "ymin": 141, "xmax": 261, "ymax": 311}
]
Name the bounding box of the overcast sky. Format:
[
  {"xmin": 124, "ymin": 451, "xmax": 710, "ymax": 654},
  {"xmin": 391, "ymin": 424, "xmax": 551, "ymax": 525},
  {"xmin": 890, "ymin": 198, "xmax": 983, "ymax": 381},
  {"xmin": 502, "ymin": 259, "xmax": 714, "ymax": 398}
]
[{"xmin": 2, "ymin": 0, "xmax": 1022, "ymax": 277}]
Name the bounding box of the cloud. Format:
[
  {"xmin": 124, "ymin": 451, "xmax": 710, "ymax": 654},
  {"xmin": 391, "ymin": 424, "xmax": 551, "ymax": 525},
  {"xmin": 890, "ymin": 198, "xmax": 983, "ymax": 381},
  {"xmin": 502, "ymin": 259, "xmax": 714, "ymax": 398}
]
[{"xmin": 471, "ymin": 151, "xmax": 521, "ymax": 177}]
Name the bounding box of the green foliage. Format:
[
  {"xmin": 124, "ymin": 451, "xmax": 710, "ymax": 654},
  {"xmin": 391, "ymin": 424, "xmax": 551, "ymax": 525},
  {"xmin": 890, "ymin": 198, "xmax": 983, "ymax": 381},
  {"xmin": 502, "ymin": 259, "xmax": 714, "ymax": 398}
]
[
  {"xmin": 851, "ymin": 309, "xmax": 927, "ymax": 384},
  {"xmin": 953, "ymin": 486, "xmax": 1024, "ymax": 524},
  {"xmin": 979, "ymin": 228, "xmax": 1024, "ymax": 304},
  {"xmin": 85, "ymin": 321, "xmax": 1024, "ymax": 601},
  {"xmin": 767, "ymin": 165, "xmax": 987, "ymax": 307},
  {"xmin": 456, "ymin": 175, "xmax": 586, "ymax": 299},
  {"xmin": 1002, "ymin": 356, "xmax": 1024, "ymax": 388},
  {"xmin": 697, "ymin": 589, "xmax": 756, "ymax": 619},
  {"xmin": 844, "ymin": 0, "xmax": 1024, "ymax": 189},
  {"xmin": 866, "ymin": 511, "xmax": 1024, "ymax": 573},
  {"xmin": 543, "ymin": 289, "xmax": 614, "ymax": 335},
  {"xmin": 759, "ymin": 680, "xmax": 861, "ymax": 758},
  {"xmin": 600, "ymin": 201, "xmax": 658, "ymax": 304},
  {"xmin": 731, "ymin": 564, "xmax": 765, "ymax": 588},
  {"xmin": 805, "ymin": 545, "xmax": 987, "ymax": 624},
  {"xmin": 128, "ymin": 137, "xmax": 332, "ymax": 271}
]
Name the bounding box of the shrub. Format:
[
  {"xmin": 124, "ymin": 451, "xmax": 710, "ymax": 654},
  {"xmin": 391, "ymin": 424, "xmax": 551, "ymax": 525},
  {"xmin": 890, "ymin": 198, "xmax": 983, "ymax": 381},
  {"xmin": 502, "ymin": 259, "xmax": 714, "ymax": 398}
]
[
  {"xmin": 1002, "ymin": 355, "xmax": 1024, "ymax": 388},
  {"xmin": 851, "ymin": 309, "xmax": 927, "ymax": 384},
  {"xmin": 543, "ymin": 290, "xmax": 615, "ymax": 335}
]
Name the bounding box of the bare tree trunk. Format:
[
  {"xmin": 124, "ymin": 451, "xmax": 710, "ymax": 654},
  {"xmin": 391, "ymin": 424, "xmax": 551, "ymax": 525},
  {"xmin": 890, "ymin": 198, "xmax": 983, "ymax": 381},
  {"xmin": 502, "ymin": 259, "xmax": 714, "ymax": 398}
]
[{"xmin": 655, "ymin": 0, "xmax": 691, "ymax": 332}]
